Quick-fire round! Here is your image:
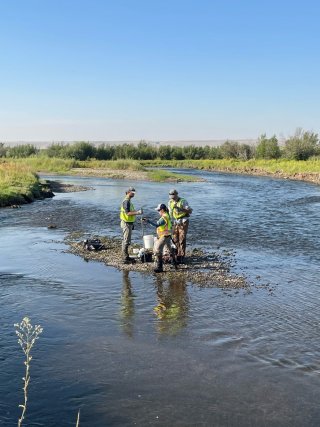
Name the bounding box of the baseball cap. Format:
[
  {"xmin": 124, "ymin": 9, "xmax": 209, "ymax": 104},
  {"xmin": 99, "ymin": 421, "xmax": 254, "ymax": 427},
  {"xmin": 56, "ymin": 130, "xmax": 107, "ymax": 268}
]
[
  {"xmin": 169, "ymin": 189, "xmax": 178, "ymax": 195},
  {"xmin": 127, "ymin": 187, "xmax": 136, "ymax": 193},
  {"xmin": 155, "ymin": 203, "xmax": 167, "ymax": 211}
]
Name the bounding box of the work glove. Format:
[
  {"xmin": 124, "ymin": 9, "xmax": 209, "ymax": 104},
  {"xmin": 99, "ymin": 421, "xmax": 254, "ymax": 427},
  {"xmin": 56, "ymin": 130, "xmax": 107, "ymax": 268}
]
[{"xmin": 136, "ymin": 209, "xmax": 143, "ymax": 215}]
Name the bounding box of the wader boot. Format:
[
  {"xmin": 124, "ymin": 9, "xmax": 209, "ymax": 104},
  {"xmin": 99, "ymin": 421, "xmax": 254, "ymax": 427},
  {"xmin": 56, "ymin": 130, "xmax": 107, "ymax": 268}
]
[
  {"xmin": 122, "ymin": 246, "xmax": 136, "ymax": 264},
  {"xmin": 123, "ymin": 257, "xmax": 136, "ymax": 264},
  {"xmin": 154, "ymin": 256, "xmax": 163, "ymax": 273},
  {"xmin": 170, "ymin": 251, "xmax": 178, "ymax": 270}
]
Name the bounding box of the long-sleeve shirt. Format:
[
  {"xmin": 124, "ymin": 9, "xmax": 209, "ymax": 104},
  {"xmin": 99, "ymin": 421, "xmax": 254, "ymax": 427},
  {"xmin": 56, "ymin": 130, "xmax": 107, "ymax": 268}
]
[{"xmin": 145, "ymin": 217, "xmax": 166, "ymax": 228}]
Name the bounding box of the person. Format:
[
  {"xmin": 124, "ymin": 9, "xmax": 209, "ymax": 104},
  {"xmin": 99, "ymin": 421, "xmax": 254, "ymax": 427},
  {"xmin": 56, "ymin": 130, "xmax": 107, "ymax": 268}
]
[
  {"xmin": 120, "ymin": 187, "xmax": 143, "ymax": 264},
  {"xmin": 168, "ymin": 189, "xmax": 192, "ymax": 264},
  {"xmin": 143, "ymin": 203, "xmax": 177, "ymax": 273}
]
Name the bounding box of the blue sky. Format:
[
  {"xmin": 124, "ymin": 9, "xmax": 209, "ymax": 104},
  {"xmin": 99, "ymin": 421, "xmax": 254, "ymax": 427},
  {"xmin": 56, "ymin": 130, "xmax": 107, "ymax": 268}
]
[{"xmin": 0, "ymin": 0, "xmax": 319, "ymax": 142}]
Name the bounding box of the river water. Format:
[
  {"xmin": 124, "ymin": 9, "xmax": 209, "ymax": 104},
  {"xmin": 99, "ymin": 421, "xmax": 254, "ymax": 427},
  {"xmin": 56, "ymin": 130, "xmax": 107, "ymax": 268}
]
[{"xmin": 0, "ymin": 170, "xmax": 319, "ymax": 426}]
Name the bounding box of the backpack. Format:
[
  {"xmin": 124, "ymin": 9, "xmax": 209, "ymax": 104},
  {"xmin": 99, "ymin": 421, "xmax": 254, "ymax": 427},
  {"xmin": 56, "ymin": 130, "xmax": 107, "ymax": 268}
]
[{"xmin": 83, "ymin": 239, "xmax": 105, "ymax": 251}]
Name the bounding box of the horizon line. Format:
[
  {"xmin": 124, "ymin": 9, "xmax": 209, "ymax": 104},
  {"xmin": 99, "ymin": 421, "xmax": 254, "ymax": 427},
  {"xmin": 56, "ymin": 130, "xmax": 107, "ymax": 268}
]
[{"xmin": 2, "ymin": 138, "xmax": 263, "ymax": 145}]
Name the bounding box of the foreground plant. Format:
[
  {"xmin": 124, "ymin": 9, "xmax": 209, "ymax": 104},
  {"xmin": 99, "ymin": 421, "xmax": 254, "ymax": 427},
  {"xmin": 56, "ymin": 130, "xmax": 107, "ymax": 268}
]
[{"xmin": 14, "ymin": 317, "xmax": 43, "ymax": 427}]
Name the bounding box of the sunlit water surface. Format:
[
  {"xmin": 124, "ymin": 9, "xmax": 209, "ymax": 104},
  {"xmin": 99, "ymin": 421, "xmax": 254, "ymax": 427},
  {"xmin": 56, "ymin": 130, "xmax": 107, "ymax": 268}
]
[{"xmin": 0, "ymin": 170, "xmax": 319, "ymax": 426}]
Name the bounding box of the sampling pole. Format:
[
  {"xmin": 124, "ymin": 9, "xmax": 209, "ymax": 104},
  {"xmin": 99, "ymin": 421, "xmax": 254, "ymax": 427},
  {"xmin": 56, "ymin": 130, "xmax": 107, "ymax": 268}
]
[{"xmin": 141, "ymin": 215, "xmax": 146, "ymax": 263}]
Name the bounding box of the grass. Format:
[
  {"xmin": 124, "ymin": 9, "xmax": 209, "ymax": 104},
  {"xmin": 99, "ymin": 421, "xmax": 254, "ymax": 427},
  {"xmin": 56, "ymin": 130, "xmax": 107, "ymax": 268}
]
[
  {"xmin": 13, "ymin": 156, "xmax": 80, "ymax": 173},
  {"xmin": 0, "ymin": 161, "xmax": 43, "ymax": 207},
  {"xmin": 1, "ymin": 157, "xmax": 319, "ymax": 207},
  {"xmin": 146, "ymin": 168, "xmax": 199, "ymax": 182},
  {"xmin": 81, "ymin": 159, "xmax": 145, "ymax": 171},
  {"xmin": 7, "ymin": 156, "xmax": 320, "ymax": 177},
  {"xmin": 141, "ymin": 158, "xmax": 320, "ymax": 175},
  {"xmin": 0, "ymin": 157, "xmax": 199, "ymax": 187},
  {"xmin": 7, "ymin": 157, "xmax": 145, "ymax": 172}
]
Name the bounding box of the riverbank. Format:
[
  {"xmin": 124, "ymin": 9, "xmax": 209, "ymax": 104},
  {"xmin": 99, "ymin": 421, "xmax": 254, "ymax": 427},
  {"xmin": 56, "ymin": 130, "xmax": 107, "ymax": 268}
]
[
  {"xmin": 69, "ymin": 167, "xmax": 201, "ymax": 182},
  {"xmin": 1, "ymin": 157, "xmax": 319, "ymax": 207},
  {"xmin": 0, "ymin": 173, "xmax": 89, "ymax": 207},
  {"xmin": 0, "ymin": 158, "xmax": 201, "ymax": 207},
  {"xmin": 0, "ymin": 162, "xmax": 55, "ymax": 207},
  {"xmin": 4, "ymin": 157, "xmax": 202, "ymax": 182},
  {"xmin": 45, "ymin": 180, "xmax": 93, "ymax": 193},
  {"xmin": 65, "ymin": 162, "xmax": 320, "ymax": 185},
  {"xmin": 207, "ymin": 167, "xmax": 320, "ymax": 185},
  {"xmin": 207, "ymin": 166, "xmax": 320, "ymax": 185},
  {"xmin": 141, "ymin": 159, "xmax": 320, "ymax": 185}
]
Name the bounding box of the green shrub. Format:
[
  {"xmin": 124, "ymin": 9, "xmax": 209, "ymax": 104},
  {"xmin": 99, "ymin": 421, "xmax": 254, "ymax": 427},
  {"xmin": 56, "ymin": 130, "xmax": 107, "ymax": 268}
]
[
  {"xmin": 256, "ymin": 134, "xmax": 281, "ymax": 159},
  {"xmin": 285, "ymin": 129, "xmax": 319, "ymax": 160}
]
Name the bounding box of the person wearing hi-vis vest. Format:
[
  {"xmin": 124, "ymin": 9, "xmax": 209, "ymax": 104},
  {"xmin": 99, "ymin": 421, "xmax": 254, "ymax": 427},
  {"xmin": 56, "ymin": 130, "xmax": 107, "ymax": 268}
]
[
  {"xmin": 168, "ymin": 189, "xmax": 193, "ymax": 264},
  {"xmin": 120, "ymin": 187, "xmax": 143, "ymax": 264},
  {"xmin": 142, "ymin": 204, "xmax": 177, "ymax": 273}
]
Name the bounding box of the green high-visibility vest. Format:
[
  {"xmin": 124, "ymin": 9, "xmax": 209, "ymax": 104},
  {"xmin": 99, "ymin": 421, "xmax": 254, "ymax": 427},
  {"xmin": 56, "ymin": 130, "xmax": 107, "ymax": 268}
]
[
  {"xmin": 157, "ymin": 212, "xmax": 172, "ymax": 237},
  {"xmin": 120, "ymin": 197, "xmax": 136, "ymax": 223},
  {"xmin": 169, "ymin": 198, "xmax": 187, "ymax": 220}
]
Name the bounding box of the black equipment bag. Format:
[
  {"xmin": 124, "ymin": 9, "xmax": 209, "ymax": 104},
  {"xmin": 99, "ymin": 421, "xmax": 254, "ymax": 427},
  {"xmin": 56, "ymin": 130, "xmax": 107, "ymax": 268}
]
[{"xmin": 83, "ymin": 239, "xmax": 105, "ymax": 251}]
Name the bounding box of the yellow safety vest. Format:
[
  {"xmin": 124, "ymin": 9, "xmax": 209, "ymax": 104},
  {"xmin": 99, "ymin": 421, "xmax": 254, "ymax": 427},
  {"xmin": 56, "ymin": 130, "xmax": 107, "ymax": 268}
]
[
  {"xmin": 157, "ymin": 212, "xmax": 172, "ymax": 237},
  {"xmin": 169, "ymin": 198, "xmax": 187, "ymax": 220},
  {"xmin": 120, "ymin": 197, "xmax": 136, "ymax": 223}
]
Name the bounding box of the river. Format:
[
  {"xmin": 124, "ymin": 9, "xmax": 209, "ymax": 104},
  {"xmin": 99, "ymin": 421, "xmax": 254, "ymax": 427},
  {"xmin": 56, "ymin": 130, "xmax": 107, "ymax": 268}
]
[{"xmin": 0, "ymin": 169, "xmax": 319, "ymax": 426}]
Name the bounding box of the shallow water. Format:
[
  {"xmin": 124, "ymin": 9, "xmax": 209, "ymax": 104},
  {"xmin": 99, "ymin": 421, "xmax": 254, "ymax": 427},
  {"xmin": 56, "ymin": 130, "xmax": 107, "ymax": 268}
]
[{"xmin": 0, "ymin": 170, "xmax": 320, "ymax": 426}]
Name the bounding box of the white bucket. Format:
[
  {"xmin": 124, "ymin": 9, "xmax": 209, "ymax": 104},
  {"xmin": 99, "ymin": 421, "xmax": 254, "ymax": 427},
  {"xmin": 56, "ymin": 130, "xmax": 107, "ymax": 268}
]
[{"xmin": 143, "ymin": 235, "xmax": 154, "ymax": 249}]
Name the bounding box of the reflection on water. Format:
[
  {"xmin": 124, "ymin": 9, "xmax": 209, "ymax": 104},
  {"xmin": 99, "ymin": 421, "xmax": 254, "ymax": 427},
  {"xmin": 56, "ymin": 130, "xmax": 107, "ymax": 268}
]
[
  {"xmin": 154, "ymin": 275, "xmax": 189, "ymax": 336},
  {"xmin": 119, "ymin": 271, "xmax": 190, "ymax": 338},
  {"xmin": 120, "ymin": 271, "xmax": 135, "ymax": 338},
  {"xmin": 1, "ymin": 171, "xmax": 320, "ymax": 426}
]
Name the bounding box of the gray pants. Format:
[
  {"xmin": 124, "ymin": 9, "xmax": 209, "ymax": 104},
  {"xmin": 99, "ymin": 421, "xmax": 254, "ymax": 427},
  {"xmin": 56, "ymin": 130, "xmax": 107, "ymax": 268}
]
[
  {"xmin": 154, "ymin": 235, "xmax": 172, "ymax": 257},
  {"xmin": 121, "ymin": 220, "xmax": 133, "ymax": 259}
]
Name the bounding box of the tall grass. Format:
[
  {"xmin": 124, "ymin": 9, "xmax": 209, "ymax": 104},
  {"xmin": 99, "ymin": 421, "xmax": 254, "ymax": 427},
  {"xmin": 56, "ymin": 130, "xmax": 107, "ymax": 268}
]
[
  {"xmin": 141, "ymin": 158, "xmax": 320, "ymax": 174},
  {"xmin": 80, "ymin": 159, "xmax": 145, "ymax": 171},
  {"xmin": 0, "ymin": 162, "xmax": 41, "ymax": 206},
  {"xmin": 4, "ymin": 156, "xmax": 320, "ymax": 176},
  {"xmin": 14, "ymin": 156, "xmax": 81, "ymax": 173},
  {"xmin": 12, "ymin": 157, "xmax": 146, "ymax": 172}
]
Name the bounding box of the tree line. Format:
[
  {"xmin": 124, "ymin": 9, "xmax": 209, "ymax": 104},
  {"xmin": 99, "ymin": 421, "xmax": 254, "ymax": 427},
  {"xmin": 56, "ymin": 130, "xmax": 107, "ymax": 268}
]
[{"xmin": 1, "ymin": 129, "xmax": 319, "ymax": 161}]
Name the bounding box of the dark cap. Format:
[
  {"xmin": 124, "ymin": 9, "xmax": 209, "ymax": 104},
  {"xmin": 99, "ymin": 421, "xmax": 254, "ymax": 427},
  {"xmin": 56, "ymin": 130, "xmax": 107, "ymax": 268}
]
[
  {"xmin": 155, "ymin": 203, "xmax": 167, "ymax": 211},
  {"xmin": 127, "ymin": 187, "xmax": 136, "ymax": 193},
  {"xmin": 169, "ymin": 189, "xmax": 178, "ymax": 195}
]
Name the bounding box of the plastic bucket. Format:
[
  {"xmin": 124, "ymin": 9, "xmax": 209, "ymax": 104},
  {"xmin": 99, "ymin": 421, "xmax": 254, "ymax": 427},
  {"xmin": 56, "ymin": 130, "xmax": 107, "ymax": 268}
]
[{"xmin": 143, "ymin": 235, "xmax": 154, "ymax": 249}]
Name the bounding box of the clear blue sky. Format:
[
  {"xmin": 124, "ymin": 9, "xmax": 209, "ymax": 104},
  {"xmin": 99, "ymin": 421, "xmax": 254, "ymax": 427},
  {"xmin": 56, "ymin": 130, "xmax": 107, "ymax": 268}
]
[{"xmin": 0, "ymin": 0, "xmax": 319, "ymax": 142}]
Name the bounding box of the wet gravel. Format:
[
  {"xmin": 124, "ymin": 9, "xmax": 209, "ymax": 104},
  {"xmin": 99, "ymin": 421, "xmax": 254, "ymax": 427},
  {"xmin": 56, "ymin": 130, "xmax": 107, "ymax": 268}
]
[
  {"xmin": 46, "ymin": 180, "xmax": 93, "ymax": 193},
  {"xmin": 66, "ymin": 233, "xmax": 251, "ymax": 289}
]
